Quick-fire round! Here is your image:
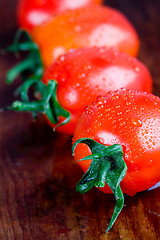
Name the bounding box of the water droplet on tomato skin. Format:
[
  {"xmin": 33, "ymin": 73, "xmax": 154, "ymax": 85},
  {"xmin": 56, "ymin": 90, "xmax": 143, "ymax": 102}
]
[
  {"xmin": 133, "ymin": 66, "xmax": 140, "ymax": 73},
  {"xmin": 75, "ymin": 25, "xmax": 81, "ymax": 32},
  {"xmin": 78, "ymin": 73, "xmax": 86, "ymax": 79},
  {"xmin": 60, "ymin": 55, "xmax": 65, "ymax": 61},
  {"xmin": 131, "ymin": 117, "xmax": 142, "ymax": 127},
  {"xmin": 119, "ymin": 121, "xmax": 126, "ymax": 126},
  {"xmin": 126, "ymin": 101, "xmax": 132, "ymax": 106},
  {"xmin": 117, "ymin": 112, "xmax": 123, "ymax": 116},
  {"xmin": 84, "ymin": 64, "xmax": 92, "ymax": 70}
]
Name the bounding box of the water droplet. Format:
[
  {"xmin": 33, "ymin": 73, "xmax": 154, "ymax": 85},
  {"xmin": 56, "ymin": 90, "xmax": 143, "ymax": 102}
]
[
  {"xmin": 61, "ymin": 77, "xmax": 66, "ymax": 82},
  {"xmin": 60, "ymin": 55, "xmax": 65, "ymax": 61},
  {"xmin": 78, "ymin": 73, "xmax": 85, "ymax": 79},
  {"xmin": 75, "ymin": 25, "xmax": 81, "ymax": 32},
  {"xmin": 84, "ymin": 64, "xmax": 92, "ymax": 70},
  {"xmin": 134, "ymin": 66, "xmax": 140, "ymax": 72},
  {"xmin": 126, "ymin": 101, "xmax": 131, "ymax": 105},
  {"xmin": 131, "ymin": 117, "xmax": 142, "ymax": 127}
]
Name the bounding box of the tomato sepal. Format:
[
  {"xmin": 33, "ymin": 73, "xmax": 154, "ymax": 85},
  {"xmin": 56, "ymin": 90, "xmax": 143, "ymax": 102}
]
[
  {"xmin": 6, "ymin": 29, "xmax": 43, "ymax": 84},
  {"xmin": 5, "ymin": 80, "xmax": 71, "ymax": 129},
  {"xmin": 72, "ymin": 138, "xmax": 127, "ymax": 232},
  {"xmin": 5, "ymin": 30, "xmax": 71, "ymax": 129}
]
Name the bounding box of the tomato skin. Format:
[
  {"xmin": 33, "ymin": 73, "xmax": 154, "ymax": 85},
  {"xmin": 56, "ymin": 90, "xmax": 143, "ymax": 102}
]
[
  {"xmin": 43, "ymin": 47, "xmax": 152, "ymax": 135},
  {"xmin": 17, "ymin": 0, "xmax": 103, "ymax": 32},
  {"xmin": 72, "ymin": 89, "xmax": 160, "ymax": 196},
  {"xmin": 32, "ymin": 5, "xmax": 140, "ymax": 67}
]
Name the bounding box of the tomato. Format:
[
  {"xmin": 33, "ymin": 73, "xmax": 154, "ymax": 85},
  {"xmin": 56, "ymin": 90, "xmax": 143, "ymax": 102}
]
[
  {"xmin": 42, "ymin": 47, "xmax": 152, "ymax": 134},
  {"xmin": 72, "ymin": 89, "xmax": 160, "ymax": 231},
  {"xmin": 73, "ymin": 89, "xmax": 160, "ymax": 195},
  {"xmin": 31, "ymin": 5, "xmax": 140, "ymax": 67},
  {"xmin": 17, "ymin": 0, "xmax": 103, "ymax": 32},
  {"xmin": 8, "ymin": 47, "xmax": 152, "ymax": 135}
]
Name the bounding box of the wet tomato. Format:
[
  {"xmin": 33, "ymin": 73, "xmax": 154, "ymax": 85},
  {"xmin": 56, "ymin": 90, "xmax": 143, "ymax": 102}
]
[
  {"xmin": 8, "ymin": 47, "xmax": 152, "ymax": 135},
  {"xmin": 31, "ymin": 5, "xmax": 140, "ymax": 67},
  {"xmin": 72, "ymin": 89, "xmax": 160, "ymax": 230},
  {"xmin": 17, "ymin": 0, "xmax": 103, "ymax": 32}
]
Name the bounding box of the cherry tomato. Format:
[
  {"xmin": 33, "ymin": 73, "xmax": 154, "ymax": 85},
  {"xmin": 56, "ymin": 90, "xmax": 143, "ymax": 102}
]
[
  {"xmin": 72, "ymin": 89, "xmax": 160, "ymax": 196},
  {"xmin": 42, "ymin": 47, "xmax": 152, "ymax": 134},
  {"xmin": 17, "ymin": 0, "xmax": 103, "ymax": 32},
  {"xmin": 72, "ymin": 89, "xmax": 160, "ymax": 230},
  {"xmin": 7, "ymin": 47, "xmax": 152, "ymax": 135},
  {"xmin": 31, "ymin": 5, "xmax": 140, "ymax": 67}
]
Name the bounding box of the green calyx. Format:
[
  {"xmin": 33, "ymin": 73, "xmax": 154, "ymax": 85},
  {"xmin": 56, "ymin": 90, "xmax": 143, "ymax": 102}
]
[
  {"xmin": 6, "ymin": 79, "xmax": 70, "ymax": 129},
  {"xmin": 6, "ymin": 29, "xmax": 43, "ymax": 84},
  {"xmin": 72, "ymin": 138, "xmax": 127, "ymax": 232},
  {"xmin": 5, "ymin": 29, "xmax": 70, "ymax": 129}
]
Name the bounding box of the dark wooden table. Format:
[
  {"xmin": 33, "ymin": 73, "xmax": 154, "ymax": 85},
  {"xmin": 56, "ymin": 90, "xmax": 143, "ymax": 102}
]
[{"xmin": 0, "ymin": 0, "xmax": 160, "ymax": 239}]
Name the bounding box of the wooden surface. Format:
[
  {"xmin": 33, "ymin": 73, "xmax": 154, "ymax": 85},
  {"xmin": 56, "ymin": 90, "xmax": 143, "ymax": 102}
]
[{"xmin": 0, "ymin": 0, "xmax": 160, "ymax": 239}]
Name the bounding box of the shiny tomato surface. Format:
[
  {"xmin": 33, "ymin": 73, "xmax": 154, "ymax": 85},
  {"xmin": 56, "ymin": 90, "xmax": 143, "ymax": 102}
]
[
  {"xmin": 43, "ymin": 47, "xmax": 152, "ymax": 135},
  {"xmin": 72, "ymin": 89, "xmax": 160, "ymax": 196},
  {"xmin": 32, "ymin": 5, "xmax": 140, "ymax": 67},
  {"xmin": 17, "ymin": 0, "xmax": 103, "ymax": 32}
]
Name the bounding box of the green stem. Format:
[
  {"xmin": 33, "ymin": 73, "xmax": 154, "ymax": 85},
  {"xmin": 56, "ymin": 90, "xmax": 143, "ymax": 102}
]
[
  {"xmin": 72, "ymin": 138, "xmax": 127, "ymax": 232},
  {"xmin": 7, "ymin": 100, "xmax": 44, "ymax": 112},
  {"xmin": 5, "ymin": 30, "xmax": 71, "ymax": 129},
  {"xmin": 7, "ymin": 41, "xmax": 38, "ymax": 53},
  {"xmin": 19, "ymin": 78, "xmax": 40, "ymax": 102},
  {"xmin": 6, "ymin": 29, "xmax": 43, "ymax": 84},
  {"xmin": 6, "ymin": 29, "xmax": 37, "ymax": 53},
  {"xmin": 6, "ymin": 80, "xmax": 70, "ymax": 129},
  {"xmin": 6, "ymin": 57, "xmax": 36, "ymax": 84}
]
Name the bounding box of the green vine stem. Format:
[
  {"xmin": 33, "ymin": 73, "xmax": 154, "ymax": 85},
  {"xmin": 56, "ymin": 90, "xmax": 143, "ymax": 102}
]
[{"xmin": 72, "ymin": 138, "xmax": 127, "ymax": 232}]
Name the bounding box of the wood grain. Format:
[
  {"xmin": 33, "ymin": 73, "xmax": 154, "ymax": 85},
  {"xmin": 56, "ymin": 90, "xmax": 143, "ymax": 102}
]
[{"xmin": 0, "ymin": 0, "xmax": 160, "ymax": 239}]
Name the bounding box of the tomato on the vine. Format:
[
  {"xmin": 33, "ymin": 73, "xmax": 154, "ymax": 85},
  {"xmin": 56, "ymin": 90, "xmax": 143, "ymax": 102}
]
[
  {"xmin": 72, "ymin": 89, "xmax": 160, "ymax": 231},
  {"xmin": 17, "ymin": 0, "xmax": 103, "ymax": 32},
  {"xmin": 8, "ymin": 47, "xmax": 152, "ymax": 135},
  {"xmin": 31, "ymin": 5, "xmax": 140, "ymax": 67}
]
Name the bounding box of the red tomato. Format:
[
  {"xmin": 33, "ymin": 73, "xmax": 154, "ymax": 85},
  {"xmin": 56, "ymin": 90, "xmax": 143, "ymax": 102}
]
[
  {"xmin": 72, "ymin": 89, "xmax": 160, "ymax": 196},
  {"xmin": 32, "ymin": 5, "xmax": 140, "ymax": 67},
  {"xmin": 72, "ymin": 89, "xmax": 160, "ymax": 231},
  {"xmin": 17, "ymin": 0, "xmax": 103, "ymax": 32},
  {"xmin": 42, "ymin": 47, "xmax": 152, "ymax": 134}
]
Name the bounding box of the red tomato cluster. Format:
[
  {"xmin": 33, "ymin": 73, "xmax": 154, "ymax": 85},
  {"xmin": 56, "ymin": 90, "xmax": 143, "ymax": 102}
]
[{"xmin": 6, "ymin": 0, "xmax": 160, "ymax": 232}]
